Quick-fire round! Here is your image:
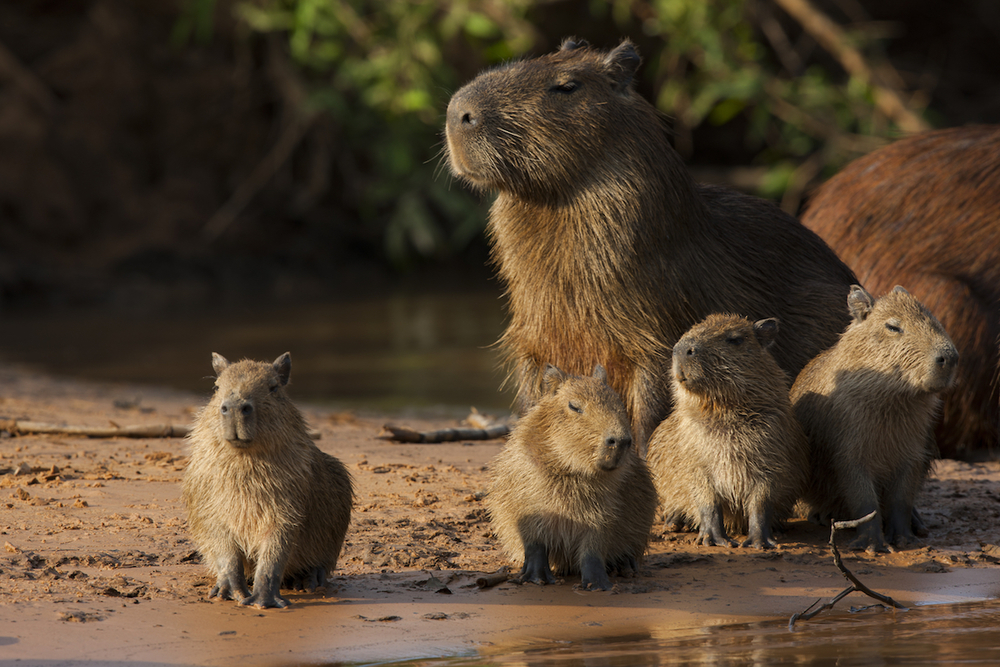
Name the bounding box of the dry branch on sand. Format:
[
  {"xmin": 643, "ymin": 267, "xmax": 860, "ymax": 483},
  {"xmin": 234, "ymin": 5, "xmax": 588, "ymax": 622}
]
[{"xmin": 788, "ymin": 512, "xmax": 908, "ymax": 630}]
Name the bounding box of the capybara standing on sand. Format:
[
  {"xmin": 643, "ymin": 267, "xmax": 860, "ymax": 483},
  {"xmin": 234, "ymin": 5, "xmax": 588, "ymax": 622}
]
[
  {"xmin": 791, "ymin": 286, "xmax": 958, "ymax": 552},
  {"xmin": 646, "ymin": 314, "xmax": 808, "ymax": 549},
  {"xmin": 445, "ymin": 38, "xmax": 857, "ymax": 446},
  {"xmin": 182, "ymin": 352, "xmax": 353, "ymax": 609},
  {"xmin": 486, "ymin": 365, "xmax": 657, "ymax": 590},
  {"xmin": 801, "ymin": 125, "xmax": 1000, "ymax": 458}
]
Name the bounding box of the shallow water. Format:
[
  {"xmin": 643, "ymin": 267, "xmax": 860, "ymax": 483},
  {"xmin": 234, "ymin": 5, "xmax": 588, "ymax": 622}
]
[
  {"xmin": 0, "ymin": 290, "xmax": 514, "ymax": 415},
  {"xmin": 354, "ymin": 599, "xmax": 1000, "ymax": 666}
]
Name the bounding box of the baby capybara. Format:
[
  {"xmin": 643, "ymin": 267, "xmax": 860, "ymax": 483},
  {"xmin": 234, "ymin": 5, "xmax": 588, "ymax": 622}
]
[
  {"xmin": 801, "ymin": 125, "xmax": 1000, "ymax": 458},
  {"xmin": 183, "ymin": 352, "xmax": 353, "ymax": 608},
  {"xmin": 445, "ymin": 38, "xmax": 857, "ymax": 446},
  {"xmin": 791, "ymin": 286, "xmax": 958, "ymax": 552},
  {"xmin": 486, "ymin": 365, "xmax": 657, "ymax": 590},
  {"xmin": 647, "ymin": 314, "xmax": 808, "ymax": 549}
]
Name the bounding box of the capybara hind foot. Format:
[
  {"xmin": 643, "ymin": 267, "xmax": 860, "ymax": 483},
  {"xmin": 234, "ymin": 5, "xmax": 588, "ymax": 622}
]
[
  {"xmin": 286, "ymin": 566, "xmax": 328, "ymax": 592},
  {"xmin": 911, "ymin": 508, "xmax": 930, "ymax": 538},
  {"xmin": 517, "ymin": 543, "xmax": 556, "ymax": 586},
  {"xmin": 241, "ymin": 582, "xmax": 290, "ymax": 609},
  {"xmin": 580, "ymin": 553, "xmax": 612, "ymax": 591}
]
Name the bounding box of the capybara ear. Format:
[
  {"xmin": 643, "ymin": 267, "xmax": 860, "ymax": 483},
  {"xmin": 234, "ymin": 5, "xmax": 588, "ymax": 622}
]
[
  {"xmin": 891, "ymin": 285, "xmax": 911, "ymax": 296},
  {"xmin": 753, "ymin": 318, "xmax": 780, "ymax": 349},
  {"xmin": 847, "ymin": 285, "xmax": 876, "ymax": 322},
  {"xmin": 273, "ymin": 352, "xmax": 292, "ymax": 386},
  {"xmin": 542, "ymin": 364, "xmax": 568, "ymax": 394},
  {"xmin": 592, "ymin": 364, "xmax": 609, "ymax": 383},
  {"xmin": 211, "ymin": 353, "xmax": 230, "ymax": 376},
  {"xmin": 603, "ymin": 40, "xmax": 640, "ymax": 88},
  {"xmin": 560, "ymin": 37, "xmax": 590, "ymax": 52}
]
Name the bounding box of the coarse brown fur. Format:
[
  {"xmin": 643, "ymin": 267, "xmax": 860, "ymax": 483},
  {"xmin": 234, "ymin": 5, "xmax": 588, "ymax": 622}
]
[
  {"xmin": 182, "ymin": 352, "xmax": 353, "ymax": 609},
  {"xmin": 791, "ymin": 286, "xmax": 958, "ymax": 552},
  {"xmin": 445, "ymin": 38, "xmax": 857, "ymax": 447},
  {"xmin": 646, "ymin": 314, "xmax": 808, "ymax": 549},
  {"xmin": 801, "ymin": 125, "xmax": 1000, "ymax": 458},
  {"xmin": 486, "ymin": 365, "xmax": 657, "ymax": 590}
]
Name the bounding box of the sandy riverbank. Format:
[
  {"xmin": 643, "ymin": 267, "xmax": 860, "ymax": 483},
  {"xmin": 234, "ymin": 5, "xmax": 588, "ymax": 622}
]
[{"xmin": 1, "ymin": 363, "xmax": 999, "ymax": 665}]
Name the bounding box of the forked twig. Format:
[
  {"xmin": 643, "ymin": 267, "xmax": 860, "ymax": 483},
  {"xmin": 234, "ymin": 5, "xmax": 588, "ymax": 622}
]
[{"xmin": 788, "ymin": 511, "xmax": 908, "ymax": 630}]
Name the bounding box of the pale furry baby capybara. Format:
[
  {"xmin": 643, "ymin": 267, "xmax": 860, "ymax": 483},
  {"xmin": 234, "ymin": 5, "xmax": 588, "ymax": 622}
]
[
  {"xmin": 183, "ymin": 352, "xmax": 353, "ymax": 608},
  {"xmin": 791, "ymin": 287, "xmax": 958, "ymax": 552},
  {"xmin": 487, "ymin": 365, "xmax": 657, "ymax": 590},
  {"xmin": 647, "ymin": 314, "xmax": 808, "ymax": 549}
]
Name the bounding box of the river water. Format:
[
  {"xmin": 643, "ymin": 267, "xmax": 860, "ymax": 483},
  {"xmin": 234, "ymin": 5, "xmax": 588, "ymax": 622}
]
[
  {"xmin": 351, "ymin": 598, "xmax": 1000, "ymax": 666},
  {"xmin": 0, "ymin": 290, "xmax": 514, "ymax": 415}
]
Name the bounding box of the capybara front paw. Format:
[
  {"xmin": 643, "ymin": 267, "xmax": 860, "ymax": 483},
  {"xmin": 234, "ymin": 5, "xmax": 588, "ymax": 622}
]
[
  {"xmin": 210, "ymin": 578, "xmax": 249, "ymax": 601},
  {"xmin": 517, "ymin": 563, "xmax": 556, "ymax": 586},
  {"xmin": 696, "ymin": 530, "xmax": 736, "ymax": 548},
  {"xmin": 240, "ymin": 590, "xmax": 290, "ymax": 609}
]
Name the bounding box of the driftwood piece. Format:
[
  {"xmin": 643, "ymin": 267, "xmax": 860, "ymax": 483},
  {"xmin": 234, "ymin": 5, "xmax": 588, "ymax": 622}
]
[
  {"xmin": 788, "ymin": 511, "xmax": 908, "ymax": 631},
  {"xmin": 475, "ymin": 570, "xmax": 510, "ymax": 589},
  {"xmin": 378, "ymin": 423, "xmax": 510, "ymax": 443},
  {"xmin": 0, "ymin": 419, "xmax": 320, "ymax": 440}
]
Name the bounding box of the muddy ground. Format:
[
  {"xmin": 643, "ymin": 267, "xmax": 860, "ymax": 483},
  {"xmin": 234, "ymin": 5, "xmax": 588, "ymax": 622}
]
[{"xmin": 1, "ymin": 363, "xmax": 999, "ymax": 665}]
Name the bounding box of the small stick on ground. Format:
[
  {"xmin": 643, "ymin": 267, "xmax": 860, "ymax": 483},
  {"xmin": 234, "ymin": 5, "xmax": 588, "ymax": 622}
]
[
  {"xmin": 0, "ymin": 419, "xmax": 320, "ymax": 440},
  {"xmin": 788, "ymin": 511, "xmax": 908, "ymax": 631},
  {"xmin": 378, "ymin": 423, "xmax": 510, "ymax": 443}
]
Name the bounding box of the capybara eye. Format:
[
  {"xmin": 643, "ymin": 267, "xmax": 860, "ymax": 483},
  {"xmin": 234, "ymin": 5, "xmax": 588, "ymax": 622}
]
[
  {"xmin": 550, "ymin": 81, "xmax": 579, "ymax": 94},
  {"xmin": 726, "ymin": 335, "xmax": 744, "ymax": 346},
  {"xmin": 568, "ymin": 401, "xmax": 583, "ymax": 414},
  {"xmin": 885, "ymin": 322, "xmax": 902, "ymax": 334}
]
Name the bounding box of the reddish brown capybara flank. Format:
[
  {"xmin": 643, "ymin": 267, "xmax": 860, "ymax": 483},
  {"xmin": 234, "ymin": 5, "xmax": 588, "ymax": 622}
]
[
  {"xmin": 791, "ymin": 286, "xmax": 958, "ymax": 552},
  {"xmin": 646, "ymin": 314, "xmax": 808, "ymax": 549},
  {"xmin": 801, "ymin": 125, "xmax": 1000, "ymax": 458},
  {"xmin": 486, "ymin": 365, "xmax": 657, "ymax": 590},
  {"xmin": 182, "ymin": 352, "xmax": 353, "ymax": 609},
  {"xmin": 445, "ymin": 38, "xmax": 857, "ymax": 447}
]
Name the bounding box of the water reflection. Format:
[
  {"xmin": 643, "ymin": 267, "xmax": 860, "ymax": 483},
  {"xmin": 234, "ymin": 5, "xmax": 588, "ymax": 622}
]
[
  {"xmin": 354, "ymin": 599, "xmax": 1000, "ymax": 666},
  {"xmin": 0, "ymin": 290, "xmax": 514, "ymax": 415}
]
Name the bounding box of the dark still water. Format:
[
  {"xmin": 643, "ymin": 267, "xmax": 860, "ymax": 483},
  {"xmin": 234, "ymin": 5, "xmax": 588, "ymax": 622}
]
[{"xmin": 0, "ymin": 290, "xmax": 514, "ymax": 415}]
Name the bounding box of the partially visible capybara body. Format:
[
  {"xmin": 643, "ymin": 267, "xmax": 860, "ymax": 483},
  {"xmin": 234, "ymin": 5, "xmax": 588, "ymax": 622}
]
[
  {"xmin": 486, "ymin": 365, "xmax": 657, "ymax": 590},
  {"xmin": 801, "ymin": 125, "xmax": 1000, "ymax": 458},
  {"xmin": 791, "ymin": 287, "xmax": 958, "ymax": 552},
  {"xmin": 182, "ymin": 352, "xmax": 353, "ymax": 609},
  {"xmin": 647, "ymin": 314, "xmax": 808, "ymax": 549},
  {"xmin": 445, "ymin": 39, "xmax": 857, "ymax": 446}
]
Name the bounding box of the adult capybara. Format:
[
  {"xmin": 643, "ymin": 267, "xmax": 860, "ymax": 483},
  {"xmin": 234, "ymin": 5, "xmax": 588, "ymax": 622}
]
[
  {"xmin": 445, "ymin": 38, "xmax": 857, "ymax": 446},
  {"xmin": 791, "ymin": 286, "xmax": 958, "ymax": 552},
  {"xmin": 486, "ymin": 364, "xmax": 657, "ymax": 590},
  {"xmin": 182, "ymin": 352, "xmax": 353, "ymax": 608},
  {"xmin": 647, "ymin": 314, "xmax": 808, "ymax": 549},
  {"xmin": 801, "ymin": 125, "xmax": 1000, "ymax": 458}
]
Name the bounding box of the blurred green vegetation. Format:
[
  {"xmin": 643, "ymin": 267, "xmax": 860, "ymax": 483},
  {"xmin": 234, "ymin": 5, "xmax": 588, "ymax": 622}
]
[{"xmin": 179, "ymin": 0, "xmax": 929, "ymax": 266}]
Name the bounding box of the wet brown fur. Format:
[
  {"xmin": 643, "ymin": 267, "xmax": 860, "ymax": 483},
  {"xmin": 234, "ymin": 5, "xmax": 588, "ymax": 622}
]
[
  {"xmin": 802, "ymin": 125, "xmax": 1000, "ymax": 457},
  {"xmin": 646, "ymin": 314, "xmax": 808, "ymax": 549},
  {"xmin": 791, "ymin": 286, "xmax": 958, "ymax": 552},
  {"xmin": 182, "ymin": 352, "xmax": 353, "ymax": 608},
  {"xmin": 445, "ymin": 39, "xmax": 857, "ymax": 446},
  {"xmin": 486, "ymin": 365, "xmax": 657, "ymax": 590}
]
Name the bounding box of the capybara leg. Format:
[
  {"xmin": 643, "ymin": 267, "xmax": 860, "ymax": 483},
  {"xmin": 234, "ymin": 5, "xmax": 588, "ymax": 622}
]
[
  {"xmin": 846, "ymin": 505, "xmax": 887, "ymax": 553},
  {"xmin": 580, "ymin": 553, "xmax": 612, "ymax": 591},
  {"xmin": 742, "ymin": 503, "xmax": 776, "ymax": 550},
  {"xmin": 518, "ymin": 542, "xmax": 556, "ymax": 585},
  {"xmin": 242, "ymin": 556, "xmax": 290, "ymax": 609},
  {"xmin": 285, "ymin": 565, "xmax": 328, "ymax": 593},
  {"xmin": 209, "ymin": 553, "xmax": 250, "ymax": 601},
  {"xmin": 696, "ymin": 503, "xmax": 736, "ymax": 547},
  {"xmin": 911, "ymin": 507, "xmax": 929, "ymax": 538}
]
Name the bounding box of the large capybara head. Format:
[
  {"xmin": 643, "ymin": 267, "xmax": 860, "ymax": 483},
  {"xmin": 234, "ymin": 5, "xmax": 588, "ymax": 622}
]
[
  {"xmin": 445, "ymin": 38, "xmax": 644, "ymax": 200},
  {"xmin": 671, "ymin": 314, "xmax": 782, "ymax": 406},
  {"xmin": 536, "ymin": 364, "xmax": 633, "ymax": 473},
  {"xmin": 208, "ymin": 352, "xmax": 292, "ymax": 448},
  {"xmin": 842, "ymin": 285, "xmax": 959, "ymax": 393}
]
